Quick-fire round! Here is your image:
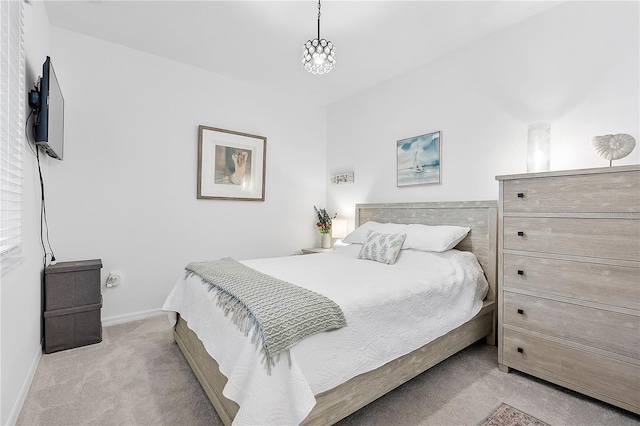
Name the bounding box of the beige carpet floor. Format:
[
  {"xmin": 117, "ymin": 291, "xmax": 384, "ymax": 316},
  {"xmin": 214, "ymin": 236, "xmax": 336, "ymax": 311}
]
[{"xmin": 17, "ymin": 315, "xmax": 639, "ymax": 426}]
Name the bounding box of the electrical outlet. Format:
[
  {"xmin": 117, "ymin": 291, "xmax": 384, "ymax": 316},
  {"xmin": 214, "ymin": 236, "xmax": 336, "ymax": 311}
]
[{"xmin": 106, "ymin": 273, "xmax": 121, "ymax": 288}]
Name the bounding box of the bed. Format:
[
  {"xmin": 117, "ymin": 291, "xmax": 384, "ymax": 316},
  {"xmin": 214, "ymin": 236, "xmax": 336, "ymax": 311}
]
[{"xmin": 165, "ymin": 201, "xmax": 497, "ymax": 425}]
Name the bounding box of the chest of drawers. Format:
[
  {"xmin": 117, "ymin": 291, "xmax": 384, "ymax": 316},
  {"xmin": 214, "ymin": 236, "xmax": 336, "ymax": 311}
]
[{"xmin": 496, "ymin": 165, "xmax": 640, "ymax": 414}]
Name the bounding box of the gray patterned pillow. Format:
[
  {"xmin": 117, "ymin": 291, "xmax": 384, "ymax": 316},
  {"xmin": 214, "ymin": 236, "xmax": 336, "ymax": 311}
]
[{"xmin": 357, "ymin": 230, "xmax": 407, "ymax": 265}]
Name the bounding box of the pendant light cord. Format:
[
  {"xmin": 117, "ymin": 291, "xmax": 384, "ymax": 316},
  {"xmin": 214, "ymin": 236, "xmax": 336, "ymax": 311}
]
[{"xmin": 317, "ymin": 0, "xmax": 321, "ymax": 39}]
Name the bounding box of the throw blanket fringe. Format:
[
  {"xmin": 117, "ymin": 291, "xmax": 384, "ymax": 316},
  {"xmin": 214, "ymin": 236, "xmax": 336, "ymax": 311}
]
[{"xmin": 185, "ymin": 258, "xmax": 346, "ymax": 374}]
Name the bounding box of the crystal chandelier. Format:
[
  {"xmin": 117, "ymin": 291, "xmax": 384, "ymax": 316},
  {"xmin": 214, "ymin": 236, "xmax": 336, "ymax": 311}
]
[{"xmin": 301, "ymin": 0, "xmax": 335, "ymax": 74}]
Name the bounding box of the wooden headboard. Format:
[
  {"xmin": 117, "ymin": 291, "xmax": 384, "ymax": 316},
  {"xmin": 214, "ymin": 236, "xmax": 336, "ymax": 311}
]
[{"xmin": 355, "ymin": 201, "xmax": 498, "ymax": 304}]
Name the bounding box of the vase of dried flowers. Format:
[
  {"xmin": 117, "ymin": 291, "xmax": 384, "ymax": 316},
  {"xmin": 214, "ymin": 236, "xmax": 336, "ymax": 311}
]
[
  {"xmin": 321, "ymin": 233, "xmax": 331, "ymax": 249},
  {"xmin": 314, "ymin": 206, "xmax": 336, "ymax": 249}
]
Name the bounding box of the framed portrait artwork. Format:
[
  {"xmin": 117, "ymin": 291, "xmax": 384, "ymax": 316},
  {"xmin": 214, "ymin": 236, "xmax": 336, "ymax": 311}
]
[
  {"xmin": 197, "ymin": 125, "xmax": 267, "ymax": 201},
  {"xmin": 396, "ymin": 131, "xmax": 441, "ymax": 186}
]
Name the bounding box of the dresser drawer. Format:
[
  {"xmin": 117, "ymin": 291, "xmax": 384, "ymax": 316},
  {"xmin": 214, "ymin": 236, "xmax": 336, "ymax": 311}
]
[
  {"xmin": 502, "ymin": 171, "xmax": 640, "ymax": 214},
  {"xmin": 503, "ymin": 254, "xmax": 640, "ymax": 311},
  {"xmin": 503, "ymin": 217, "xmax": 640, "ymax": 261},
  {"xmin": 503, "ymin": 292, "xmax": 640, "ymax": 360},
  {"xmin": 503, "ymin": 329, "xmax": 640, "ymax": 410}
]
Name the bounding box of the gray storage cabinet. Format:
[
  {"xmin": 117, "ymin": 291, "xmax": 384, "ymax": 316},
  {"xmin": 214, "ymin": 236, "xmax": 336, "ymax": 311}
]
[{"xmin": 44, "ymin": 259, "xmax": 103, "ymax": 353}]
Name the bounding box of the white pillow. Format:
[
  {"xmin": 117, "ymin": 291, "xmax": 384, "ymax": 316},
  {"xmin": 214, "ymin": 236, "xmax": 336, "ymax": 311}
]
[
  {"xmin": 403, "ymin": 224, "xmax": 470, "ymax": 252},
  {"xmin": 343, "ymin": 221, "xmax": 408, "ymax": 244},
  {"xmin": 357, "ymin": 230, "xmax": 407, "ymax": 265}
]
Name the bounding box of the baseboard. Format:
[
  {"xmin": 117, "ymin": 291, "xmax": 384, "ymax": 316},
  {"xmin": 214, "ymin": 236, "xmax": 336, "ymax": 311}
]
[
  {"xmin": 5, "ymin": 342, "xmax": 42, "ymax": 426},
  {"xmin": 101, "ymin": 308, "xmax": 165, "ymax": 327}
]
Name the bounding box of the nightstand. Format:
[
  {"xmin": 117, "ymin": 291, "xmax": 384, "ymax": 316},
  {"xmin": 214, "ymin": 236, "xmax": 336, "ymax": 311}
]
[{"xmin": 301, "ymin": 247, "xmax": 334, "ymax": 255}]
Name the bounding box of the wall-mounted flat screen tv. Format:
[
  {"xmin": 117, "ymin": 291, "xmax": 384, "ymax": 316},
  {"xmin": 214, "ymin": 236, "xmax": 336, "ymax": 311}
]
[{"xmin": 32, "ymin": 56, "xmax": 64, "ymax": 160}]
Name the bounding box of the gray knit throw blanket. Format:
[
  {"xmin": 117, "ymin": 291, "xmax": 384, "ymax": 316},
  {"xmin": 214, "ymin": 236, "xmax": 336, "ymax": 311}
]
[{"xmin": 185, "ymin": 258, "xmax": 347, "ymax": 373}]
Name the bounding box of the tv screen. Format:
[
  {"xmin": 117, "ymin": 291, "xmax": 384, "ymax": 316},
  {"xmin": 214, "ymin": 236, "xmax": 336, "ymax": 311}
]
[{"xmin": 34, "ymin": 56, "xmax": 64, "ymax": 160}]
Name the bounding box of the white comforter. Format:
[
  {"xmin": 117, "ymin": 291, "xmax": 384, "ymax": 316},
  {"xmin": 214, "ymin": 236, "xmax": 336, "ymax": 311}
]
[{"xmin": 162, "ymin": 245, "xmax": 488, "ymax": 425}]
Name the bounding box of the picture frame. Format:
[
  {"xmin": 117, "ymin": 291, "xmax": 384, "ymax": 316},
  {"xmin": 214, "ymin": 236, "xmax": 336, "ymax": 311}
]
[
  {"xmin": 396, "ymin": 131, "xmax": 441, "ymax": 186},
  {"xmin": 197, "ymin": 125, "xmax": 267, "ymax": 201}
]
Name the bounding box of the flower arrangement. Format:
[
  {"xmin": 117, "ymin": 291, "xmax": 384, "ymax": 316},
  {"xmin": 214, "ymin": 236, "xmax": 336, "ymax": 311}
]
[{"xmin": 314, "ymin": 206, "xmax": 336, "ymax": 235}]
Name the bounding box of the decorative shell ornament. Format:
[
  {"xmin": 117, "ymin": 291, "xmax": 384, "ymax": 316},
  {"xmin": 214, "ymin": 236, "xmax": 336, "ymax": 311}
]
[{"xmin": 591, "ymin": 133, "xmax": 636, "ymax": 166}]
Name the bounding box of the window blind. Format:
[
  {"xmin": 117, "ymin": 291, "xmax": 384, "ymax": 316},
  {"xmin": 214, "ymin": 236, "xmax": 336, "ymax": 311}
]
[{"xmin": 0, "ymin": 0, "xmax": 25, "ymax": 260}]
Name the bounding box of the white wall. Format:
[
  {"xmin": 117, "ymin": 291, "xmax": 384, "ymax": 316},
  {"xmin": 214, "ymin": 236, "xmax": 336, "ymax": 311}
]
[
  {"xmin": 1, "ymin": 2, "xmax": 51, "ymax": 424},
  {"xmin": 2, "ymin": 16, "xmax": 326, "ymax": 423},
  {"xmin": 44, "ymin": 27, "xmax": 327, "ymax": 322},
  {"xmin": 326, "ymin": 1, "xmax": 640, "ymax": 221}
]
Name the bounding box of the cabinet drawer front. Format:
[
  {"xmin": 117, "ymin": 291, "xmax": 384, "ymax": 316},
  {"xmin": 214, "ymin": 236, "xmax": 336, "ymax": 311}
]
[
  {"xmin": 502, "ymin": 171, "xmax": 640, "ymax": 214},
  {"xmin": 503, "ymin": 254, "xmax": 640, "ymax": 311},
  {"xmin": 503, "ymin": 329, "xmax": 640, "ymax": 409},
  {"xmin": 503, "ymin": 217, "xmax": 640, "ymax": 261},
  {"xmin": 503, "ymin": 292, "xmax": 640, "ymax": 360},
  {"xmin": 45, "ymin": 269, "xmax": 102, "ymax": 311}
]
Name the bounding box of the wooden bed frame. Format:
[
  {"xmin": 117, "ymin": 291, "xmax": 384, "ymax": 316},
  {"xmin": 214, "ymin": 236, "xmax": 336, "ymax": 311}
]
[{"xmin": 173, "ymin": 201, "xmax": 498, "ymax": 425}]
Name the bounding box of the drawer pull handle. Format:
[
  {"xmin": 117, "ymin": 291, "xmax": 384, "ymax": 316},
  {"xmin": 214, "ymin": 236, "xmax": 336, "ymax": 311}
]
[
  {"xmin": 517, "ymin": 193, "xmax": 524, "ymax": 198},
  {"xmin": 517, "ymin": 347, "xmax": 524, "ymax": 353},
  {"xmin": 517, "ymin": 270, "xmax": 524, "ymax": 275},
  {"xmin": 517, "ymin": 231, "xmax": 525, "ymax": 237},
  {"xmin": 517, "ymin": 309, "xmax": 524, "ymax": 315}
]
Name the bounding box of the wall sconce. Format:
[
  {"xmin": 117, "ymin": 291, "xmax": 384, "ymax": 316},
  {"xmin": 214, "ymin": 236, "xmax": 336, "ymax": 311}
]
[
  {"xmin": 331, "ymin": 218, "xmax": 348, "ymax": 240},
  {"xmin": 527, "ymin": 121, "xmax": 551, "ymax": 173}
]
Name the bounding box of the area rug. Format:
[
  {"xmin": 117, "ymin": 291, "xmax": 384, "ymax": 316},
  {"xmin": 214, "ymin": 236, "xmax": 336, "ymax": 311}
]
[{"xmin": 480, "ymin": 403, "xmax": 550, "ymax": 426}]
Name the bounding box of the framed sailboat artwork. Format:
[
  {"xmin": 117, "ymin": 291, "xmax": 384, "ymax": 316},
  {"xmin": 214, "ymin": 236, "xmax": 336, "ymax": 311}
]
[{"xmin": 396, "ymin": 131, "xmax": 441, "ymax": 186}]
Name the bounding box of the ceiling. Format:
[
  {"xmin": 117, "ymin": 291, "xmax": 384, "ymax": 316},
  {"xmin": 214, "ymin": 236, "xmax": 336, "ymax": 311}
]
[{"xmin": 44, "ymin": 1, "xmax": 561, "ymax": 107}]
